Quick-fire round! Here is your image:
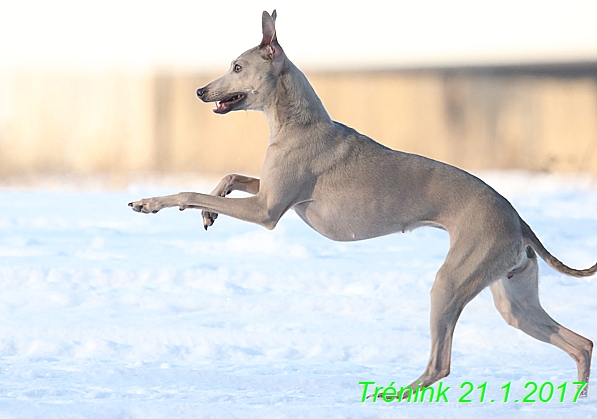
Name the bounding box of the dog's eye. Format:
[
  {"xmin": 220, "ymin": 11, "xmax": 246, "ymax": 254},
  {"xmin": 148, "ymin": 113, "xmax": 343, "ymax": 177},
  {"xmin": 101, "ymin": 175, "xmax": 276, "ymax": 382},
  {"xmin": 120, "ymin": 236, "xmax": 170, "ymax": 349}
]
[{"xmin": 234, "ymin": 64, "xmax": 242, "ymax": 73}]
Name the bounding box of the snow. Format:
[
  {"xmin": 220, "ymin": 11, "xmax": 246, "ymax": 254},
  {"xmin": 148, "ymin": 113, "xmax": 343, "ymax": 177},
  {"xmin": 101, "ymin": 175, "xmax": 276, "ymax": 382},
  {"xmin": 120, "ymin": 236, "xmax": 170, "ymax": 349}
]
[{"xmin": 0, "ymin": 171, "xmax": 596, "ymax": 418}]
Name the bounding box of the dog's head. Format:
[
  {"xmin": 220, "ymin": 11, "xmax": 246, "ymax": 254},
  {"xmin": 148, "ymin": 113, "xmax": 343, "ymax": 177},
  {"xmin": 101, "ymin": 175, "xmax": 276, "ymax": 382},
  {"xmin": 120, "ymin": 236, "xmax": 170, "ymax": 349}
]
[{"xmin": 196, "ymin": 10, "xmax": 287, "ymax": 114}]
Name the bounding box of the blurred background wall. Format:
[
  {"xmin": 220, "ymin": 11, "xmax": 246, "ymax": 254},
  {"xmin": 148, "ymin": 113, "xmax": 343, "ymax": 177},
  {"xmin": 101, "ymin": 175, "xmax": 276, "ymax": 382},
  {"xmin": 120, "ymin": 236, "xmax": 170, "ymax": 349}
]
[{"xmin": 1, "ymin": 0, "xmax": 596, "ymax": 181}]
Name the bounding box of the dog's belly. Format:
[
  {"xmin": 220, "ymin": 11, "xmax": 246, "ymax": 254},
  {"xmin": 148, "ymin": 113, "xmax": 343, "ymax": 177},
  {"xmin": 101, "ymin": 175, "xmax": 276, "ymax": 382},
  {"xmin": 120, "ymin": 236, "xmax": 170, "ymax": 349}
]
[{"xmin": 292, "ymin": 199, "xmax": 436, "ymax": 242}]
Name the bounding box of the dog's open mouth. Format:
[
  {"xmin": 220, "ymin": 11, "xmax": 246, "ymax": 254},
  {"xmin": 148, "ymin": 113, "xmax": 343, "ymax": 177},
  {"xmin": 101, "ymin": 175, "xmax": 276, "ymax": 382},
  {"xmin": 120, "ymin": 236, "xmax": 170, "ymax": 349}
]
[{"xmin": 214, "ymin": 93, "xmax": 245, "ymax": 114}]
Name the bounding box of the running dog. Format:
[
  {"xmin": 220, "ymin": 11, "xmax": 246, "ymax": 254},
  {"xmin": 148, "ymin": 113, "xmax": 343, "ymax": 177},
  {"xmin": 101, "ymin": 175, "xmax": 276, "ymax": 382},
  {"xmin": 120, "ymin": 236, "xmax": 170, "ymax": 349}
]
[{"xmin": 130, "ymin": 10, "xmax": 595, "ymax": 397}]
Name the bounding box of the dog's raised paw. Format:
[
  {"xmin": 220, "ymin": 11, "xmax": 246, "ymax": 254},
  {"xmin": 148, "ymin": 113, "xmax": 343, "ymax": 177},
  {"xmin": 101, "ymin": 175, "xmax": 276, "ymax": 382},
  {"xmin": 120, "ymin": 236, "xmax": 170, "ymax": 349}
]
[
  {"xmin": 129, "ymin": 200, "xmax": 161, "ymax": 214},
  {"xmin": 202, "ymin": 210, "xmax": 218, "ymax": 230}
]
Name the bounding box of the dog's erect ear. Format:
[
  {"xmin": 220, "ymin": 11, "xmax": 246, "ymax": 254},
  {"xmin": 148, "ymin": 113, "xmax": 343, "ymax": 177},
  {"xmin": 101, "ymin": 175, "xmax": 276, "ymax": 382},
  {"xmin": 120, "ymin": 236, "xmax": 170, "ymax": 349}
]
[
  {"xmin": 261, "ymin": 10, "xmax": 277, "ymax": 46},
  {"xmin": 260, "ymin": 10, "xmax": 284, "ymax": 73}
]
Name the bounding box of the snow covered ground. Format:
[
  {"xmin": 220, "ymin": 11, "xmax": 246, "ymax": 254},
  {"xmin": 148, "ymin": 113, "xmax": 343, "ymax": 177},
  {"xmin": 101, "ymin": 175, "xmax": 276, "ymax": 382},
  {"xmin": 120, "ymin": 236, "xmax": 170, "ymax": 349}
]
[{"xmin": 0, "ymin": 171, "xmax": 596, "ymax": 418}]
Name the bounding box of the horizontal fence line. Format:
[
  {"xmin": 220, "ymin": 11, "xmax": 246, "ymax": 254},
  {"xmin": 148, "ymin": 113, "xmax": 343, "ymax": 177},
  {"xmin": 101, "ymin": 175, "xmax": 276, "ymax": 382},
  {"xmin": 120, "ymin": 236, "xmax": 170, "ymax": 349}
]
[{"xmin": 1, "ymin": 66, "xmax": 596, "ymax": 177}]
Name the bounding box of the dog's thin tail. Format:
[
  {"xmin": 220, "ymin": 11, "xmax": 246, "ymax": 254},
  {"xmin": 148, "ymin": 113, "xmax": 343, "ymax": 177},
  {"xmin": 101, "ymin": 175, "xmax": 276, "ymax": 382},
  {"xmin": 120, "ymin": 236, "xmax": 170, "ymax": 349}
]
[{"xmin": 521, "ymin": 218, "xmax": 597, "ymax": 277}]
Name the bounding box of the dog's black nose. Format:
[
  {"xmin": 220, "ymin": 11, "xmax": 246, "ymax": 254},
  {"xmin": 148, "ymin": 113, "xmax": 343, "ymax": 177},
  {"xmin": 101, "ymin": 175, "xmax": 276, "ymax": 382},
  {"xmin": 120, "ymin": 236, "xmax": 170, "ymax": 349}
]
[{"xmin": 196, "ymin": 87, "xmax": 205, "ymax": 98}]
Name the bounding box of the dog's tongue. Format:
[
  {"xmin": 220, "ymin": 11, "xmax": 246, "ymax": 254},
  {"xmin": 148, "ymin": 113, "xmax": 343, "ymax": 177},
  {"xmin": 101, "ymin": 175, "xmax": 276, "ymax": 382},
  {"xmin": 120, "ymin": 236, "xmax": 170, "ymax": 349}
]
[{"xmin": 215, "ymin": 101, "xmax": 226, "ymax": 113}]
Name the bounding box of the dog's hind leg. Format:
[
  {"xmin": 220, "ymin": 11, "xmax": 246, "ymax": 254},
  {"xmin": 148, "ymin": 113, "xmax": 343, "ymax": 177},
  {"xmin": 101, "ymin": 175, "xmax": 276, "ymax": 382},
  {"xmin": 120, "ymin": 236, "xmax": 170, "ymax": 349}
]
[
  {"xmin": 405, "ymin": 240, "xmax": 509, "ymax": 392},
  {"xmin": 490, "ymin": 246, "xmax": 593, "ymax": 397}
]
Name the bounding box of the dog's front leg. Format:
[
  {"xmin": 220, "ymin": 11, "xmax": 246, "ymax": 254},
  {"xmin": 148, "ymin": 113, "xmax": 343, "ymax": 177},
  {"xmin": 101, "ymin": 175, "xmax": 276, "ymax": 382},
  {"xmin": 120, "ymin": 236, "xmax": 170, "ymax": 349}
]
[
  {"xmin": 129, "ymin": 192, "xmax": 282, "ymax": 230},
  {"xmin": 202, "ymin": 174, "xmax": 260, "ymax": 230}
]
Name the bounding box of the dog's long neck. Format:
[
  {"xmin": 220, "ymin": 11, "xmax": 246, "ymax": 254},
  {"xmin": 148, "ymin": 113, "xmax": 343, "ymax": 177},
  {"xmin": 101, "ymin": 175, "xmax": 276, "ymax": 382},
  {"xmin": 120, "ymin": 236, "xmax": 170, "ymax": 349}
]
[{"xmin": 264, "ymin": 60, "xmax": 332, "ymax": 138}]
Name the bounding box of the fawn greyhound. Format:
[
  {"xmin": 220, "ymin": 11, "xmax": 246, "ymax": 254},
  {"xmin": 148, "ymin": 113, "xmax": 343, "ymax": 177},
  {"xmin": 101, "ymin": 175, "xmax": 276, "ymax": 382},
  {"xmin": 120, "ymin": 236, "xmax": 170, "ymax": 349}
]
[{"xmin": 129, "ymin": 10, "xmax": 595, "ymax": 396}]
